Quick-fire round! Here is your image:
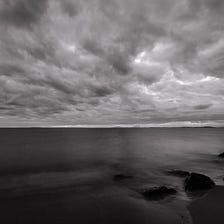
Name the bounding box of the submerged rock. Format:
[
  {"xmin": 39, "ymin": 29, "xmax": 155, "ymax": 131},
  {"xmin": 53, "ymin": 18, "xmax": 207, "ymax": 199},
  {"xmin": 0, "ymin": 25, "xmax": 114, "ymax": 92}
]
[
  {"xmin": 166, "ymin": 169, "xmax": 190, "ymax": 177},
  {"xmin": 184, "ymin": 172, "xmax": 215, "ymax": 191},
  {"xmin": 218, "ymin": 152, "xmax": 224, "ymax": 158},
  {"xmin": 141, "ymin": 186, "xmax": 177, "ymax": 200},
  {"xmin": 113, "ymin": 174, "xmax": 133, "ymax": 181}
]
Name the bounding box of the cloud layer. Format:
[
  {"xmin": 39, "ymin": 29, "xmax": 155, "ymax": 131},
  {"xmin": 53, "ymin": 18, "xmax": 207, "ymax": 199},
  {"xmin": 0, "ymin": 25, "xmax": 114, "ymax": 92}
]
[{"xmin": 0, "ymin": 0, "xmax": 224, "ymax": 126}]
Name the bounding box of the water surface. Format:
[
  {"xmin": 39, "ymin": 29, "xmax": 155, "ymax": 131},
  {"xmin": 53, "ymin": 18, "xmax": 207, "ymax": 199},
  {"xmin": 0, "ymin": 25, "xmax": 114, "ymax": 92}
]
[{"xmin": 0, "ymin": 128, "xmax": 223, "ymax": 223}]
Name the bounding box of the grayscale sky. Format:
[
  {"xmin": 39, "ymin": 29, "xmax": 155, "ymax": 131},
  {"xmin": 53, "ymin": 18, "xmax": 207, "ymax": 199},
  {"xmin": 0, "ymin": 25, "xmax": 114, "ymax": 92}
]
[{"xmin": 0, "ymin": 0, "xmax": 224, "ymax": 126}]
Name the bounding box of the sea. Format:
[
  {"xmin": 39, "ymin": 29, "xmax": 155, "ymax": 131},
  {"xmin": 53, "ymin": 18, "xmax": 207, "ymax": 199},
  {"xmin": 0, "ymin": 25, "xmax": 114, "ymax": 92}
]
[{"xmin": 0, "ymin": 128, "xmax": 223, "ymax": 223}]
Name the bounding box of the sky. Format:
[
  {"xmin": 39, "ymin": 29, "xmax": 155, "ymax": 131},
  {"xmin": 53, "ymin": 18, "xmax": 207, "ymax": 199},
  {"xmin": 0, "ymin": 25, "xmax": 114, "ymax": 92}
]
[{"xmin": 0, "ymin": 0, "xmax": 224, "ymax": 127}]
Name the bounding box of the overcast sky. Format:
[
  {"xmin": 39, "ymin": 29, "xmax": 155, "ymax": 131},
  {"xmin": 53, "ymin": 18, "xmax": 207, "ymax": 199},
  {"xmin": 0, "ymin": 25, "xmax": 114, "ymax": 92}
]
[{"xmin": 0, "ymin": 0, "xmax": 224, "ymax": 126}]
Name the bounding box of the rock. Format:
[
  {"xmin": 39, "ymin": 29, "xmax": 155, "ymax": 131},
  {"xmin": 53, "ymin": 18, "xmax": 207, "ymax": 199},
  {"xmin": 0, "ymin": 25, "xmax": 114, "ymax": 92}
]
[
  {"xmin": 113, "ymin": 174, "xmax": 133, "ymax": 181},
  {"xmin": 166, "ymin": 169, "xmax": 190, "ymax": 177},
  {"xmin": 218, "ymin": 152, "xmax": 224, "ymax": 158},
  {"xmin": 141, "ymin": 186, "xmax": 177, "ymax": 200},
  {"xmin": 184, "ymin": 172, "xmax": 215, "ymax": 191}
]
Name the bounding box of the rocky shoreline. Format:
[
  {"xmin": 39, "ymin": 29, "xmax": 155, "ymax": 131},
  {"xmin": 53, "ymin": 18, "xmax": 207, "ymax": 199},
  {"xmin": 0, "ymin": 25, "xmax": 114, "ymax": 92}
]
[
  {"xmin": 108, "ymin": 152, "xmax": 224, "ymax": 224},
  {"xmin": 1, "ymin": 152, "xmax": 224, "ymax": 224}
]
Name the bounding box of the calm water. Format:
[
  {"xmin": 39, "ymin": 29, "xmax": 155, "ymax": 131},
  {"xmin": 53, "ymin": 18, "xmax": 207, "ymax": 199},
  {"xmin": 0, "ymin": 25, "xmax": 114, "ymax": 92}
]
[
  {"xmin": 0, "ymin": 128, "xmax": 224, "ymax": 224},
  {"xmin": 0, "ymin": 128, "xmax": 223, "ymax": 199}
]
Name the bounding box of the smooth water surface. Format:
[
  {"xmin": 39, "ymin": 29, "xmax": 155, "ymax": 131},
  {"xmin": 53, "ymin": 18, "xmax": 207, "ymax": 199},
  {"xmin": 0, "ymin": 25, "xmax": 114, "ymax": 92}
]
[
  {"xmin": 0, "ymin": 128, "xmax": 223, "ymax": 197},
  {"xmin": 0, "ymin": 128, "xmax": 223, "ymax": 224}
]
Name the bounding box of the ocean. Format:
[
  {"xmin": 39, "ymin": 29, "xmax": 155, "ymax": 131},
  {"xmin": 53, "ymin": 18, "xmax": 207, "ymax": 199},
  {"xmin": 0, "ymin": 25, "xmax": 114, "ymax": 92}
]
[{"xmin": 0, "ymin": 128, "xmax": 223, "ymax": 223}]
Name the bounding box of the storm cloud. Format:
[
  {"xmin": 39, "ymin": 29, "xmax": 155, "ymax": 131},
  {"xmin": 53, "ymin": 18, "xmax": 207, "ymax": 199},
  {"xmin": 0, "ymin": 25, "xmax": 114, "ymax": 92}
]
[
  {"xmin": 0, "ymin": 0, "xmax": 48, "ymax": 29},
  {"xmin": 0, "ymin": 0, "xmax": 224, "ymax": 126}
]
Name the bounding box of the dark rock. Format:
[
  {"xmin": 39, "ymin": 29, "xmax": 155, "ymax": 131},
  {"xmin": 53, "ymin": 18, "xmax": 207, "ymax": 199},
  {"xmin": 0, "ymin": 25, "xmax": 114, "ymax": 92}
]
[
  {"xmin": 113, "ymin": 174, "xmax": 133, "ymax": 181},
  {"xmin": 141, "ymin": 186, "xmax": 177, "ymax": 200},
  {"xmin": 218, "ymin": 152, "xmax": 224, "ymax": 158},
  {"xmin": 184, "ymin": 172, "xmax": 215, "ymax": 191},
  {"xmin": 166, "ymin": 169, "xmax": 190, "ymax": 177}
]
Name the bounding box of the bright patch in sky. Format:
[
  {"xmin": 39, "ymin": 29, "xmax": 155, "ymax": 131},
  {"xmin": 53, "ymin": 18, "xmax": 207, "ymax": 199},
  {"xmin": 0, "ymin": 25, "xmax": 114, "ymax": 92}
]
[{"xmin": 134, "ymin": 51, "xmax": 161, "ymax": 67}]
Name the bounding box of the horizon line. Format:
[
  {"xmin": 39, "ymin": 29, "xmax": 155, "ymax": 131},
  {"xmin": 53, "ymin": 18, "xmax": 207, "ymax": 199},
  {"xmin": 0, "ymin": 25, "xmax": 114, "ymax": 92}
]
[{"xmin": 0, "ymin": 121, "xmax": 223, "ymax": 128}]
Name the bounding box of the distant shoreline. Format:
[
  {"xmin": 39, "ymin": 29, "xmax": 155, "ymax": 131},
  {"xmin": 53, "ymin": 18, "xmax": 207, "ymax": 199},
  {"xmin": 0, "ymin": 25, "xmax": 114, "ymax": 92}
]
[{"xmin": 0, "ymin": 126, "xmax": 223, "ymax": 128}]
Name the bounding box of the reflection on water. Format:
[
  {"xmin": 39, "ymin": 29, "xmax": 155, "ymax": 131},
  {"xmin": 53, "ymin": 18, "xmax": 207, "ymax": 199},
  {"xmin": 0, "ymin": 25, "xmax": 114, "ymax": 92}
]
[{"xmin": 0, "ymin": 128, "xmax": 223, "ymax": 198}]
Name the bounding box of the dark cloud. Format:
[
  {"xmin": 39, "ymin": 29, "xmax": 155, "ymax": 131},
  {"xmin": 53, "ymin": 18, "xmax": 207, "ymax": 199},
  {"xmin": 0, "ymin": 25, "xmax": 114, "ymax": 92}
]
[
  {"xmin": 0, "ymin": 0, "xmax": 224, "ymax": 126},
  {"xmin": 0, "ymin": 0, "xmax": 48, "ymax": 29},
  {"xmin": 60, "ymin": 0, "xmax": 79, "ymax": 17},
  {"xmin": 201, "ymin": 51, "xmax": 224, "ymax": 78},
  {"xmin": 0, "ymin": 82, "xmax": 71, "ymax": 118},
  {"xmin": 83, "ymin": 39, "xmax": 131, "ymax": 75},
  {"xmin": 193, "ymin": 104, "xmax": 213, "ymax": 110},
  {"xmin": 189, "ymin": 0, "xmax": 224, "ymax": 14},
  {"xmin": 106, "ymin": 51, "xmax": 131, "ymax": 75},
  {"xmin": 0, "ymin": 63, "xmax": 26, "ymax": 76},
  {"xmin": 26, "ymin": 44, "xmax": 56, "ymax": 61},
  {"xmin": 82, "ymin": 39, "xmax": 105, "ymax": 57},
  {"xmin": 92, "ymin": 86, "xmax": 113, "ymax": 97}
]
